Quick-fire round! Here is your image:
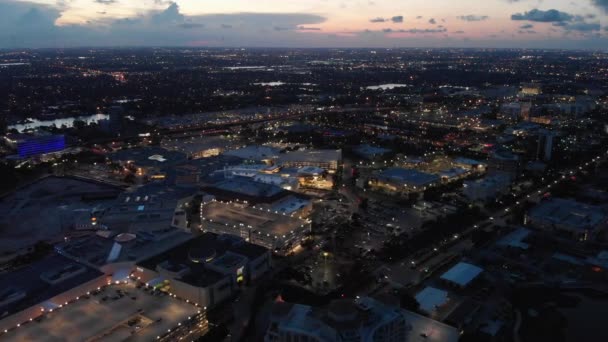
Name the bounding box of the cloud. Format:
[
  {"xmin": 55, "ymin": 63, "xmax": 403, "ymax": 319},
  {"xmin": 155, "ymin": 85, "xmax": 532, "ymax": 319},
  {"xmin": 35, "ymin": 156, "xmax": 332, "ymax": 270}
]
[
  {"xmin": 519, "ymin": 24, "xmax": 534, "ymax": 29},
  {"xmin": 563, "ymin": 22, "xmax": 601, "ymax": 31},
  {"xmin": 453, "ymin": 30, "xmax": 465, "ymax": 34},
  {"xmin": 94, "ymin": 0, "xmax": 117, "ymax": 4},
  {"xmin": 591, "ymin": 0, "xmax": 608, "ymax": 13},
  {"xmin": 0, "ymin": 1, "xmax": 327, "ymax": 48},
  {"xmin": 511, "ymin": 9, "xmax": 574, "ymax": 22},
  {"xmin": 297, "ymin": 26, "xmax": 321, "ymax": 31},
  {"xmin": 457, "ymin": 15, "xmax": 489, "ymax": 22},
  {"xmin": 391, "ymin": 16, "xmax": 404, "ymax": 23},
  {"xmin": 429, "ymin": 18, "xmax": 436, "ymax": 24},
  {"xmin": 369, "ymin": 17, "xmax": 386, "ymax": 23},
  {"xmin": 394, "ymin": 28, "xmax": 447, "ymax": 34}
]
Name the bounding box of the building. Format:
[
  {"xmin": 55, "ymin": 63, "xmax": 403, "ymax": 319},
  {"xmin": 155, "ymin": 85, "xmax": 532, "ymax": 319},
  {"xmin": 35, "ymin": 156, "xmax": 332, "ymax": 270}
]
[
  {"xmin": 415, "ymin": 287, "xmax": 449, "ymax": 314},
  {"xmin": 0, "ymin": 253, "xmax": 106, "ymax": 332},
  {"xmin": 5, "ymin": 132, "xmax": 66, "ymax": 159},
  {"xmin": 463, "ymin": 173, "xmax": 512, "ymax": 202},
  {"xmin": 133, "ymin": 233, "xmax": 270, "ymax": 309},
  {"xmin": 265, "ymin": 296, "xmax": 459, "ymax": 342},
  {"xmin": 440, "ymin": 262, "xmax": 484, "ymax": 289},
  {"xmin": 200, "ymin": 200, "xmax": 311, "ymax": 254},
  {"xmin": 354, "ymin": 144, "xmax": 392, "ymax": 160},
  {"xmin": 224, "ymin": 145, "xmax": 281, "ymax": 163},
  {"xmin": 496, "ymin": 227, "xmax": 531, "ymax": 250},
  {"xmin": 527, "ymin": 198, "xmax": 608, "ymax": 241},
  {"xmin": 370, "ymin": 168, "xmax": 440, "ymax": 193},
  {"xmin": 161, "ymin": 135, "xmax": 235, "ymax": 159},
  {"xmin": 488, "ymin": 150, "xmax": 520, "ymax": 174},
  {"xmin": 202, "ymin": 177, "xmax": 287, "ymax": 204},
  {"xmin": 108, "ymin": 147, "xmax": 188, "ymax": 177},
  {"xmin": 278, "ymin": 149, "xmax": 342, "ymax": 172},
  {"xmin": 453, "ymin": 157, "xmax": 487, "ymax": 173}
]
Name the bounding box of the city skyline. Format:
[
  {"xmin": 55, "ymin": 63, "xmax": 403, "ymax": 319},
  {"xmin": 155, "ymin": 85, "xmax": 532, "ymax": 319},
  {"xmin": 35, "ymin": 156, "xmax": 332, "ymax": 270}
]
[{"xmin": 2, "ymin": 0, "xmax": 608, "ymax": 49}]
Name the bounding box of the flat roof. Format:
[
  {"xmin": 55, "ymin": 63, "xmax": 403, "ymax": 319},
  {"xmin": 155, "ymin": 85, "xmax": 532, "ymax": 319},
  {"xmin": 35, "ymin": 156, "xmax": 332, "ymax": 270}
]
[
  {"xmin": 378, "ymin": 168, "xmax": 440, "ymax": 187},
  {"xmin": 207, "ymin": 177, "xmax": 285, "ymax": 199},
  {"xmin": 278, "ymin": 149, "xmax": 342, "ymax": 164},
  {"xmin": 440, "ymin": 262, "xmax": 483, "ymax": 287},
  {"xmin": 529, "ymin": 198, "xmax": 606, "ymax": 230},
  {"xmin": 0, "ymin": 254, "xmax": 103, "ymax": 318},
  {"xmin": 270, "ymin": 195, "xmax": 311, "ymax": 215},
  {"xmin": 224, "ymin": 145, "xmax": 281, "ymax": 160},
  {"xmin": 109, "ymin": 147, "xmax": 187, "ymax": 167},
  {"xmin": 497, "ymin": 227, "xmax": 530, "ymax": 250},
  {"xmin": 415, "ymin": 287, "xmax": 449, "ymax": 313},
  {"xmin": 138, "ymin": 233, "xmax": 267, "ymax": 287},
  {"xmin": 2, "ymin": 282, "xmax": 200, "ymax": 342},
  {"xmin": 403, "ymin": 310, "xmax": 460, "ymax": 342},
  {"xmin": 202, "ymin": 201, "xmax": 308, "ymax": 236}
]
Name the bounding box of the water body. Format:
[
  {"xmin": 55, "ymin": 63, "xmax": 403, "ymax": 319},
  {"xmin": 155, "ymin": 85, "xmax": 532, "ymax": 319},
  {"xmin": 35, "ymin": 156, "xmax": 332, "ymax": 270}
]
[
  {"xmin": 366, "ymin": 84, "xmax": 411, "ymax": 90},
  {"xmin": 8, "ymin": 114, "xmax": 109, "ymax": 132},
  {"xmin": 253, "ymin": 81, "xmax": 286, "ymax": 86}
]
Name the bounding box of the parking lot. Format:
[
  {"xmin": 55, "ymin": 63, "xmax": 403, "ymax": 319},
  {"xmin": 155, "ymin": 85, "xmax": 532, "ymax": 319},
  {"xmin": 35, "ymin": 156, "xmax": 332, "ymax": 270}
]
[{"xmin": 2, "ymin": 282, "xmax": 200, "ymax": 342}]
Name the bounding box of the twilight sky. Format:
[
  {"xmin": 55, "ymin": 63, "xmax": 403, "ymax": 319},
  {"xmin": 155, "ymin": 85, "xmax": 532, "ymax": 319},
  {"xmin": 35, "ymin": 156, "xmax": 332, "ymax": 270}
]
[{"xmin": 1, "ymin": 0, "xmax": 608, "ymax": 49}]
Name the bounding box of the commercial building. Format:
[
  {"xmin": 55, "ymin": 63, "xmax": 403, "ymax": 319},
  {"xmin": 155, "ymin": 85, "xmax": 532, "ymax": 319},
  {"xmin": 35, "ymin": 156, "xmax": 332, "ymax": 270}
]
[
  {"xmin": 202, "ymin": 177, "xmax": 287, "ymax": 204},
  {"xmin": 108, "ymin": 147, "xmax": 188, "ymax": 177},
  {"xmin": 415, "ymin": 287, "xmax": 450, "ymax": 314},
  {"xmin": 1, "ymin": 281, "xmax": 207, "ymax": 342},
  {"xmin": 5, "ymin": 132, "xmax": 66, "ymax": 159},
  {"xmin": 354, "ymin": 144, "xmax": 392, "ymax": 160},
  {"xmin": 277, "ymin": 149, "xmax": 342, "ymax": 172},
  {"xmin": 265, "ymin": 296, "xmax": 459, "ymax": 342},
  {"xmin": 370, "ymin": 168, "xmax": 440, "ymax": 193},
  {"xmin": 440, "ymin": 262, "xmax": 484, "ymax": 289},
  {"xmin": 453, "ymin": 157, "xmax": 487, "ymax": 173},
  {"xmin": 0, "ymin": 253, "xmax": 106, "ymax": 332},
  {"xmin": 200, "ymin": 200, "xmax": 311, "ymax": 254},
  {"xmin": 224, "ymin": 145, "xmax": 281, "ymax": 163},
  {"xmin": 463, "ymin": 173, "xmax": 512, "ymax": 202},
  {"xmin": 134, "ymin": 233, "xmax": 270, "ymax": 309},
  {"xmin": 527, "ymin": 198, "xmax": 608, "ymax": 241},
  {"xmin": 161, "ymin": 135, "xmax": 234, "ymax": 159}
]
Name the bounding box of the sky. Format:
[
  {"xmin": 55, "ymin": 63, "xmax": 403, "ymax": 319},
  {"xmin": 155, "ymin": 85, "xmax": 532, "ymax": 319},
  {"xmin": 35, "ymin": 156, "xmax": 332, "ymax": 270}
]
[{"xmin": 1, "ymin": 0, "xmax": 608, "ymax": 49}]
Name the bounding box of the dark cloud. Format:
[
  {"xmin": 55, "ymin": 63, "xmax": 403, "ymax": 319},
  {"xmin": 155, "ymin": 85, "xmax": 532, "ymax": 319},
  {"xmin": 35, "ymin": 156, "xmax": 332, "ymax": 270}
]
[
  {"xmin": 428, "ymin": 18, "xmax": 436, "ymax": 24},
  {"xmin": 0, "ymin": 1, "xmax": 327, "ymax": 48},
  {"xmin": 591, "ymin": 0, "xmax": 608, "ymax": 13},
  {"xmin": 391, "ymin": 16, "xmax": 404, "ymax": 23},
  {"xmin": 297, "ymin": 26, "xmax": 322, "ymax": 31},
  {"xmin": 94, "ymin": 0, "xmax": 117, "ymax": 4},
  {"xmin": 457, "ymin": 15, "xmax": 489, "ymax": 22},
  {"xmin": 563, "ymin": 22, "xmax": 601, "ymax": 31},
  {"xmin": 394, "ymin": 28, "xmax": 447, "ymax": 34},
  {"xmin": 511, "ymin": 9, "xmax": 574, "ymax": 22},
  {"xmin": 519, "ymin": 24, "xmax": 534, "ymax": 29},
  {"xmin": 369, "ymin": 17, "xmax": 386, "ymax": 23},
  {"xmin": 178, "ymin": 23, "xmax": 204, "ymax": 29}
]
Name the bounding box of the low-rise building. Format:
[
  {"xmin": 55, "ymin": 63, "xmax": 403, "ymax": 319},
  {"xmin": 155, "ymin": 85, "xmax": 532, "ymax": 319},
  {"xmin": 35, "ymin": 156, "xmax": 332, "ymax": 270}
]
[
  {"xmin": 200, "ymin": 200, "xmax": 311, "ymax": 254},
  {"xmin": 527, "ymin": 198, "xmax": 608, "ymax": 241},
  {"xmin": 265, "ymin": 296, "xmax": 459, "ymax": 342},
  {"xmin": 370, "ymin": 168, "xmax": 440, "ymax": 193},
  {"xmin": 440, "ymin": 262, "xmax": 484, "ymax": 289},
  {"xmin": 463, "ymin": 173, "xmax": 511, "ymax": 202},
  {"xmin": 134, "ymin": 233, "xmax": 270, "ymax": 309},
  {"xmin": 278, "ymin": 149, "xmax": 342, "ymax": 172}
]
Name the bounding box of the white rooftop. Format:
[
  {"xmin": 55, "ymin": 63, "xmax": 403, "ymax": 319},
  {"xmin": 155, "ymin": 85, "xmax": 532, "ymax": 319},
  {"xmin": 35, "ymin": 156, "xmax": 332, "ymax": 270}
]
[{"xmin": 440, "ymin": 262, "xmax": 483, "ymax": 287}]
